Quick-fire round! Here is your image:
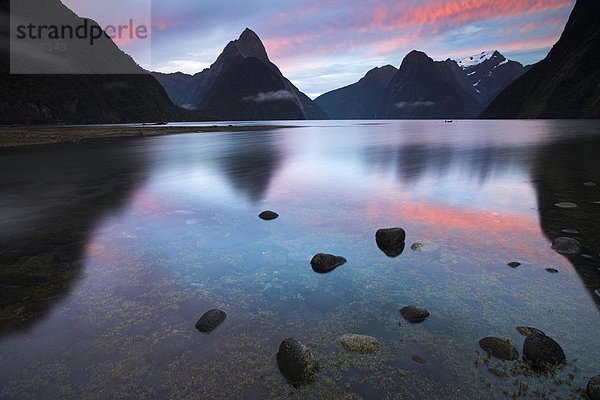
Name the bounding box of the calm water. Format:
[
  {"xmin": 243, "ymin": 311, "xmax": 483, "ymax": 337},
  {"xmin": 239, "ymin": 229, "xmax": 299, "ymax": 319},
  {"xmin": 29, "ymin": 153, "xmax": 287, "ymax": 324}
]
[{"xmin": 1, "ymin": 120, "xmax": 599, "ymax": 399}]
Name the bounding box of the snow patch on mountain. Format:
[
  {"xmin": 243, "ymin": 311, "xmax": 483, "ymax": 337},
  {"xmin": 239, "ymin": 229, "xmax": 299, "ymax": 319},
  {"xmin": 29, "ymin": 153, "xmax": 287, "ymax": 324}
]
[
  {"xmin": 456, "ymin": 51, "xmax": 496, "ymax": 69},
  {"xmin": 494, "ymin": 59, "xmax": 509, "ymax": 69}
]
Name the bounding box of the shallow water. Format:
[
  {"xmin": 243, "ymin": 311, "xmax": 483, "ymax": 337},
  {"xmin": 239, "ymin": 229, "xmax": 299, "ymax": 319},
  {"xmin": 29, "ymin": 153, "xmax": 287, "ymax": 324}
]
[{"xmin": 1, "ymin": 120, "xmax": 599, "ymax": 399}]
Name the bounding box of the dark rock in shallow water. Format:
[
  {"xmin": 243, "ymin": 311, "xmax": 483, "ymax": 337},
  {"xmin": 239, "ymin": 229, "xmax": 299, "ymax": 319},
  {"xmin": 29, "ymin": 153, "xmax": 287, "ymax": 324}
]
[
  {"xmin": 545, "ymin": 268, "xmax": 559, "ymax": 273},
  {"xmin": 523, "ymin": 333, "xmax": 565, "ymax": 368},
  {"xmin": 412, "ymin": 355, "xmax": 426, "ymax": 364},
  {"xmin": 376, "ymin": 228, "xmax": 406, "ymax": 257},
  {"xmin": 551, "ymin": 237, "xmax": 581, "ymax": 255},
  {"xmin": 339, "ymin": 334, "xmax": 380, "ymax": 354},
  {"xmin": 507, "ymin": 262, "xmax": 521, "ymax": 268},
  {"xmin": 259, "ymin": 210, "xmax": 279, "ymax": 220},
  {"xmin": 310, "ymin": 253, "xmax": 347, "ymax": 274},
  {"xmin": 516, "ymin": 326, "xmax": 545, "ymax": 337},
  {"xmin": 588, "ymin": 375, "xmax": 600, "ymax": 400},
  {"xmin": 400, "ymin": 305, "xmax": 430, "ymax": 323},
  {"xmin": 276, "ymin": 338, "xmax": 319, "ymax": 385},
  {"xmin": 195, "ymin": 309, "xmax": 226, "ymax": 333},
  {"xmin": 479, "ymin": 337, "xmax": 519, "ymax": 360}
]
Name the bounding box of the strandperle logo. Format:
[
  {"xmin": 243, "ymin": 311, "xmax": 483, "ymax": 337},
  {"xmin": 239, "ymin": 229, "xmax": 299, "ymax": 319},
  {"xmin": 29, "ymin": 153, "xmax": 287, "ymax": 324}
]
[
  {"xmin": 14, "ymin": 18, "xmax": 148, "ymax": 46},
  {"xmin": 10, "ymin": 0, "xmax": 152, "ymax": 75}
]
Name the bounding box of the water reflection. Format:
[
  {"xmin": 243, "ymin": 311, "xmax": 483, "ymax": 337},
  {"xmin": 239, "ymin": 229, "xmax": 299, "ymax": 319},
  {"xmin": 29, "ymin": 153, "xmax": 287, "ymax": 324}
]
[
  {"xmin": 533, "ymin": 136, "xmax": 600, "ymax": 305},
  {"xmin": 1, "ymin": 121, "xmax": 600, "ymax": 399},
  {"xmin": 218, "ymin": 131, "xmax": 282, "ymax": 203},
  {"xmin": 364, "ymin": 142, "xmax": 529, "ymax": 186},
  {"xmin": 0, "ymin": 140, "xmax": 148, "ymax": 335}
]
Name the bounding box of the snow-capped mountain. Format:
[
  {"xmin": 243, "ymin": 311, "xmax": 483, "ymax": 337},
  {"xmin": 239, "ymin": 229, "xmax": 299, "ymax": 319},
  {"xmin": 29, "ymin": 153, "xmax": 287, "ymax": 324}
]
[
  {"xmin": 455, "ymin": 50, "xmax": 529, "ymax": 107},
  {"xmin": 378, "ymin": 51, "xmax": 482, "ymax": 119},
  {"xmin": 293, "ymin": 49, "xmax": 530, "ymax": 120},
  {"xmin": 456, "ymin": 50, "xmax": 498, "ymax": 69}
]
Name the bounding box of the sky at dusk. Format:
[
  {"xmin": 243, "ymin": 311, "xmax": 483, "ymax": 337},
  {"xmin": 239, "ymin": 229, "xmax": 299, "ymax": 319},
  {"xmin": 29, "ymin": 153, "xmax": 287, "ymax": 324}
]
[{"xmin": 63, "ymin": 0, "xmax": 576, "ymax": 98}]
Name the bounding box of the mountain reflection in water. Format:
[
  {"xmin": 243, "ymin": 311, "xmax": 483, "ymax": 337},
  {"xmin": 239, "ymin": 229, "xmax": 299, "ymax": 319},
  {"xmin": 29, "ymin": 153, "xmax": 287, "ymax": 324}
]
[{"xmin": 0, "ymin": 120, "xmax": 599, "ymax": 399}]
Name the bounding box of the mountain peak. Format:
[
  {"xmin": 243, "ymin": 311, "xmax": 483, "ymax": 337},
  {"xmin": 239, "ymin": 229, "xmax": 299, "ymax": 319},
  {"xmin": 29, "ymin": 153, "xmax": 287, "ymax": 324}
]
[
  {"xmin": 456, "ymin": 50, "xmax": 500, "ymax": 69},
  {"xmin": 239, "ymin": 28, "xmax": 260, "ymax": 42},
  {"xmin": 404, "ymin": 50, "xmax": 431, "ymax": 62},
  {"xmin": 363, "ymin": 65, "xmax": 397, "ymax": 82},
  {"xmin": 399, "ymin": 51, "xmax": 436, "ymax": 74},
  {"xmin": 234, "ymin": 28, "xmax": 269, "ymax": 61}
]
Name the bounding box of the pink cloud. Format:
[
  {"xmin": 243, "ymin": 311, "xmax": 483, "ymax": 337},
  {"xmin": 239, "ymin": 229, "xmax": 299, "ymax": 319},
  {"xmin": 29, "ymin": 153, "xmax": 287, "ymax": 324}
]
[
  {"xmin": 152, "ymin": 19, "xmax": 184, "ymax": 32},
  {"xmin": 385, "ymin": 0, "xmax": 574, "ymax": 31},
  {"xmin": 259, "ymin": 0, "xmax": 574, "ymax": 61}
]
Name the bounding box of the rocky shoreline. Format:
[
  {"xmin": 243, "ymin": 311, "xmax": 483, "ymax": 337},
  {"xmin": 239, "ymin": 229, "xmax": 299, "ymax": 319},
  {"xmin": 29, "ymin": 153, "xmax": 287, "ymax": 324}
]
[{"xmin": 0, "ymin": 124, "xmax": 293, "ymax": 148}]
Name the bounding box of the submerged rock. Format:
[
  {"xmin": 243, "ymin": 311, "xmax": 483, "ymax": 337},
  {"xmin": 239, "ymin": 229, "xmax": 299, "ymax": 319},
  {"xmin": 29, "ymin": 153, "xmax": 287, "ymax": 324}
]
[
  {"xmin": 400, "ymin": 305, "xmax": 430, "ymax": 323},
  {"xmin": 195, "ymin": 309, "xmax": 226, "ymax": 333},
  {"xmin": 507, "ymin": 262, "xmax": 521, "ymax": 268},
  {"xmin": 545, "ymin": 268, "xmax": 559, "ymax": 273},
  {"xmin": 478, "ymin": 337, "xmax": 519, "ymax": 360},
  {"xmin": 259, "ymin": 210, "xmax": 279, "ymax": 220},
  {"xmin": 276, "ymin": 338, "xmax": 319, "ymax": 385},
  {"xmin": 376, "ymin": 228, "xmax": 406, "ymax": 257},
  {"xmin": 412, "ymin": 355, "xmax": 426, "ymax": 364},
  {"xmin": 523, "ymin": 333, "xmax": 565, "ymax": 369},
  {"xmin": 554, "ymin": 202, "xmax": 578, "ymax": 209},
  {"xmin": 551, "ymin": 237, "xmax": 581, "ymax": 255},
  {"xmin": 588, "ymin": 375, "xmax": 600, "ymax": 400},
  {"xmin": 310, "ymin": 253, "xmax": 347, "ymax": 274},
  {"xmin": 339, "ymin": 334, "xmax": 380, "ymax": 354},
  {"xmin": 516, "ymin": 326, "xmax": 545, "ymax": 337},
  {"xmin": 411, "ymin": 241, "xmax": 441, "ymax": 258}
]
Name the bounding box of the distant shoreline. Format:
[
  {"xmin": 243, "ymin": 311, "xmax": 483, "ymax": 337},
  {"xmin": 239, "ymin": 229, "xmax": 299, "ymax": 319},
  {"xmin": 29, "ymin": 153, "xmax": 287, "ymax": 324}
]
[{"xmin": 0, "ymin": 125, "xmax": 291, "ymax": 149}]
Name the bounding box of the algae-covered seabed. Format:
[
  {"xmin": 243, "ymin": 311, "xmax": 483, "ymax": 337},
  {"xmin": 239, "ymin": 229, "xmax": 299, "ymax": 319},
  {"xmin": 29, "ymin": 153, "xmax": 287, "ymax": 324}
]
[{"xmin": 1, "ymin": 121, "xmax": 599, "ymax": 399}]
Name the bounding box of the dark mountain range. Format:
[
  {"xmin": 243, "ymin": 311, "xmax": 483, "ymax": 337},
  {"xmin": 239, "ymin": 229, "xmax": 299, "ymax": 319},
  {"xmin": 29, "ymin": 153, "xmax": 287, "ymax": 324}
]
[
  {"xmin": 377, "ymin": 51, "xmax": 481, "ymax": 119},
  {"xmin": 314, "ymin": 65, "xmax": 397, "ymax": 119},
  {"xmin": 152, "ymin": 29, "xmax": 328, "ymax": 120},
  {"xmin": 318, "ymin": 49, "xmax": 526, "ymax": 120},
  {"xmin": 482, "ymin": 0, "xmax": 600, "ymax": 118},
  {"xmin": 0, "ymin": 0, "xmax": 178, "ymax": 125}
]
